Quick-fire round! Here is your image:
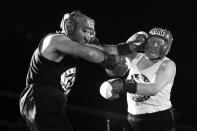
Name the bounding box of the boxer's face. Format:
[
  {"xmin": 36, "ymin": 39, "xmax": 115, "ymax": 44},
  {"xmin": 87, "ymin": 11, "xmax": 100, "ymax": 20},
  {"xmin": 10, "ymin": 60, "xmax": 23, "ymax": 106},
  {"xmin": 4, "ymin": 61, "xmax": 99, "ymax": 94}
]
[
  {"xmin": 145, "ymin": 37, "xmax": 165, "ymax": 59},
  {"xmin": 72, "ymin": 17, "xmax": 95, "ymax": 44}
]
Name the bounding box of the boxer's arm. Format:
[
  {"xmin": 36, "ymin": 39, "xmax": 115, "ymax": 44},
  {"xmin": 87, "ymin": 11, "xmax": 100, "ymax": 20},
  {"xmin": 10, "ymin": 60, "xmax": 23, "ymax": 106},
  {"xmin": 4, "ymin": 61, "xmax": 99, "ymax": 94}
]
[
  {"xmin": 45, "ymin": 34, "xmax": 105, "ymax": 63},
  {"xmin": 85, "ymin": 43, "xmax": 118, "ymax": 54},
  {"xmin": 104, "ymin": 31, "xmax": 148, "ymax": 55},
  {"xmin": 100, "ymin": 60, "xmax": 176, "ymax": 100},
  {"xmin": 86, "ymin": 43, "xmax": 136, "ymax": 55},
  {"xmin": 136, "ymin": 60, "xmax": 176, "ymax": 96},
  {"xmin": 42, "ymin": 33, "xmax": 123, "ymax": 70},
  {"xmin": 86, "ymin": 31, "xmax": 148, "ymax": 56}
]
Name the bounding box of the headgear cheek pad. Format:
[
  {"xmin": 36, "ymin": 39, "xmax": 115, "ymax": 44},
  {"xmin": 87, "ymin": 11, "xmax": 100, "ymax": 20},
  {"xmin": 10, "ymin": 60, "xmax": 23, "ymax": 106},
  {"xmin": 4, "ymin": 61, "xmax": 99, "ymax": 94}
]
[
  {"xmin": 60, "ymin": 12, "xmax": 77, "ymax": 35},
  {"xmin": 148, "ymin": 27, "xmax": 173, "ymax": 57}
]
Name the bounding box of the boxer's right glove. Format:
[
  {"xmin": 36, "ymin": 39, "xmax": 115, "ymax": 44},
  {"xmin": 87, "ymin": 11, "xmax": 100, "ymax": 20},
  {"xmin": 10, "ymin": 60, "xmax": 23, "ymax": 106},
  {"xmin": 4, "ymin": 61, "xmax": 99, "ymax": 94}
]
[
  {"xmin": 101, "ymin": 53, "xmax": 130, "ymax": 78},
  {"xmin": 105, "ymin": 56, "xmax": 130, "ymax": 78},
  {"xmin": 100, "ymin": 78, "xmax": 137, "ymax": 100}
]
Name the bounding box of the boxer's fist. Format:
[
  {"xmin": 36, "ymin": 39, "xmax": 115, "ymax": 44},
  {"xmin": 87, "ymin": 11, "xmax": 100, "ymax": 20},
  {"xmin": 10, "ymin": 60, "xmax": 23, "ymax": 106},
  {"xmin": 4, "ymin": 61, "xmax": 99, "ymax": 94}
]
[
  {"xmin": 105, "ymin": 57, "xmax": 130, "ymax": 78},
  {"xmin": 126, "ymin": 31, "xmax": 148, "ymax": 52},
  {"xmin": 100, "ymin": 78, "xmax": 124, "ymax": 100}
]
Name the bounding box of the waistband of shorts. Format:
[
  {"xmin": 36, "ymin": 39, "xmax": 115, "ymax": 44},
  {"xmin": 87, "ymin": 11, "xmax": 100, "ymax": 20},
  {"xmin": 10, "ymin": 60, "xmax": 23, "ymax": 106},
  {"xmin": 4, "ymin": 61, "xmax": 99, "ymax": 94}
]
[{"xmin": 128, "ymin": 108, "xmax": 173, "ymax": 118}]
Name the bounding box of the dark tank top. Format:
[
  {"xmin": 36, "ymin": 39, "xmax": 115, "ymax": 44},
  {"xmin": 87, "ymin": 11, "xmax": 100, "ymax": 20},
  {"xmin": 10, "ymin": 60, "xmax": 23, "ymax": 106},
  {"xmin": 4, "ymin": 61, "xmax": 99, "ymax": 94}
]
[{"xmin": 26, "ymin": 34, "xmax": 77, "ymax": 95}]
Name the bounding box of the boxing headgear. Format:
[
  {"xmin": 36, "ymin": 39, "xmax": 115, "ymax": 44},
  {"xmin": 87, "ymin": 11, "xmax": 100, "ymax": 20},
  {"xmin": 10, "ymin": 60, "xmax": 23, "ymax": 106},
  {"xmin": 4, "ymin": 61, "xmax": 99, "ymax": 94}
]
[
  {"xmin": 60, "ymin": 11, "xmax": 96, "ymax": 43},
  {"xmin": 145, "ymin": 27, "xmax": 173, "ymax": 59},
  {"xmin": 60, "ymin": 12, "xmax": 76, "ymax": 35}
]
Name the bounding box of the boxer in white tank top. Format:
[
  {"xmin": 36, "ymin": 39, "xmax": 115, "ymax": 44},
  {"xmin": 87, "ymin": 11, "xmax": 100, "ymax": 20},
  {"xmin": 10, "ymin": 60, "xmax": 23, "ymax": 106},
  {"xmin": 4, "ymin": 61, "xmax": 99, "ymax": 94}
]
[
  {"xmin": 100, "ymin": 27, "xmax": 176, "ymax": 131},
  {"xmin": 126, "ymin": 53, "xmax": 173, "ymax": 115}
]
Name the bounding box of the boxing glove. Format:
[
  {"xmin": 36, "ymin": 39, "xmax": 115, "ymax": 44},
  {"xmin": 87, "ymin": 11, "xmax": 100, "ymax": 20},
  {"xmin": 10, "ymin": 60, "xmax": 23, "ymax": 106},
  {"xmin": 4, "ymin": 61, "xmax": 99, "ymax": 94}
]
[
  {"xmin": 100, "ymin": 78, "xmax": 123, "ymax": 100},
  {"xmin": 116, "ymin": 31, "xmax": 148, "ymax": 55},
  {"xmin": 105, "ymin": 57, "xmax": 130, "ymax": 78},
  {"xmin": 100, "ymin": 78, "xmax": 137, "ymax": 100},
  {"xmin": 126, "ymin": 31, "xmax": 148, "ymax": 52}
]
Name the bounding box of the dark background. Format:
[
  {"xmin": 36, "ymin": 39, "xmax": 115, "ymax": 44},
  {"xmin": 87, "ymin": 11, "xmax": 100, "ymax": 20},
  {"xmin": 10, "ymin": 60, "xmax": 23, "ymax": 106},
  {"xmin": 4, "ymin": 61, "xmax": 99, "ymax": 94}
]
[{"xmin": 1, "ymin": 1, "xmax": 196, "ymax": 131}]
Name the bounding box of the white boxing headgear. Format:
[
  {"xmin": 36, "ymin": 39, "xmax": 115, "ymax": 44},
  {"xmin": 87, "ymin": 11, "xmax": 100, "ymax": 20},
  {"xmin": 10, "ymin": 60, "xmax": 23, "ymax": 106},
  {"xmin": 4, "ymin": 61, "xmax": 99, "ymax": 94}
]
[{"xmin": 148, "ymin": 27, "xmax": 173, "ymax": 56}]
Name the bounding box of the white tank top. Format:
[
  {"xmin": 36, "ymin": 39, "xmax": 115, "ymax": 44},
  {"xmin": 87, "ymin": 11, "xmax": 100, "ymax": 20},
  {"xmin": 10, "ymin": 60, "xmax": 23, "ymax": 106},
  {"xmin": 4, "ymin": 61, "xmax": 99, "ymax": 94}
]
[{"xmin": 126, "ymin": 53, "xmax": 172, "ymax": 115}]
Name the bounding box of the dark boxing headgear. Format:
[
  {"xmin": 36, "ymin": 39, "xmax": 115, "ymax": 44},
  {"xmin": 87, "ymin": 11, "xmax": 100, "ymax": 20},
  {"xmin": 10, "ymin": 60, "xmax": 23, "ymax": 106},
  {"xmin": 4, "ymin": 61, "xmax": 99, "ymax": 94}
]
[
  {"xmin": 60, "ymin": 11, "xmax": 96, "ymax": 43},
  {"xmin": 145, "ymin": 27, "xmax": 173, "ymax": 59}
]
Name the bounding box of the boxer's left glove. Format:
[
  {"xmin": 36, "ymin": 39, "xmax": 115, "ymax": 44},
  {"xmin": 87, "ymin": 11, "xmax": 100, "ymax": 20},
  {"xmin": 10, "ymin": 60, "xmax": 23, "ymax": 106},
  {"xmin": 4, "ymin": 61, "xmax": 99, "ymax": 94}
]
[
  {"xmin": 100, "ymin": 78, "xmax": 137, "ymax": 100},
  {"xmin": 126, "ymin": 31, "xmax": 148, "ymax": 53},
  {"xmin": 117, "ymin": 31, "xmax": 148, "ymax": 55}
]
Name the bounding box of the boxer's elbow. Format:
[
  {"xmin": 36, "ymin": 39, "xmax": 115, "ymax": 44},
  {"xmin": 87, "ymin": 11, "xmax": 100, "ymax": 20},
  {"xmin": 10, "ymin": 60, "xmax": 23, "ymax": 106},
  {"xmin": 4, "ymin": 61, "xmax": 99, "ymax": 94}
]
[{"xmin": 87, "ymin": 50, "xmax": 104, "ymax": 63}]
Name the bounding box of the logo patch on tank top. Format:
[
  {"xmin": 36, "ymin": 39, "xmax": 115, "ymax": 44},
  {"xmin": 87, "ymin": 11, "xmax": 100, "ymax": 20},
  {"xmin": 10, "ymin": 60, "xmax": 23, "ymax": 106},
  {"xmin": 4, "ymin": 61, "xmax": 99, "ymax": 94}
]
[
  {"xmin": 131, "ymin": 74, "xmax": 150, "ymax": 102},
  {"xmin": 60, "ymin": 67, "xmax": 76, "ymax": 95}
]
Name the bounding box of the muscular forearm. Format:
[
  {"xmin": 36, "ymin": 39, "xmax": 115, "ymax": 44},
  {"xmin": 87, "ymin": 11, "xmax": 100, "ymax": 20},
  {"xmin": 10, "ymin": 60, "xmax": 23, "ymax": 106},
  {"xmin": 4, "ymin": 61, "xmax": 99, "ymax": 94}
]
[
  {"xmin": 81, "ymin": 45, "xmax": 118, "ymax": 70},
  {"xmin": 102, "ymin": 43, "xmax": 138, "ymax": 56},
  {"xmin": 85, "ymin": 44, "xmax": 104, "ymax": 51},
  {"xmin": 82, "ymin": 44, "xmax": 129, "ymax": 71},
  {"xmin": 81, "ymin": 45, "xmax": 105, "ymax": 63},
  {"xmin": 83, "ymin": 43, "xmax": 137, "ymax": 71},
  {"xmin": 102, "ymin": 78, "xmax": 159, "ymax": 96},
  {"xmin": 85, "ymin": 43, "xmax": 119, "ymax": 55},
  {"xmin": 102, "ymin": 44, "xmax": 119, "ymax": 55},
  {"xmin": 136, "ymin": 83, "xmax": 158, "ymax": 96},
  {"xmin": 86, "ymin": 41, "xmax": 137, "ymax": 56}
]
